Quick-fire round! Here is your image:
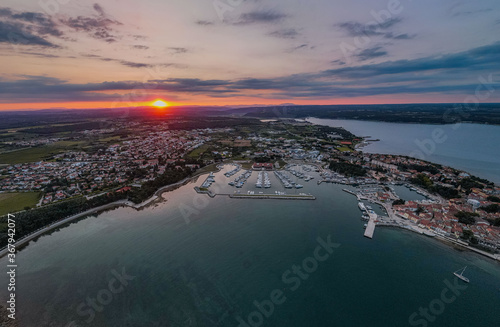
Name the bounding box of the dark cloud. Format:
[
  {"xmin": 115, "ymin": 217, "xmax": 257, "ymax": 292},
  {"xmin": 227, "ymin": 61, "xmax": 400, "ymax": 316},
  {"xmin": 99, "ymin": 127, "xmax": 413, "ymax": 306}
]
[
  {"xmin": 80, "ymin": 54, "xmax": 181, "ymax": 69},
  {"xmin": 450, "ymin": 8, "xmax": 492, "ymax": 17},
  {"xmin": 196, "ymin": 20, "xmax": 214, "ymax": 26},
  {"xmin": 169, "ymin": 47, "xmax": 188, "ymax": 54},
  {"xmin": 287, "ymin": 43, "xmax": 315, "ymax": 53},
  {"xmin": 59, "ymin": 3, "xmax": 122, "ymax": 42},
  {"xmin": 0, "ymin": 6, "xmax": 64, "ymax": 47},
  {"xmin": 234, "ymin": 11, "xmax": 287, "ymax": 25},
  {"xmin": 331, "ymin": 59, "xmax": 346, "ymax": 66},
  {"xmin": 384, "ymin": 33, "xmax": 414, "ymax": 40},
  {"xmin": 323, "ymin": 41, "xmax": 500, "ymax": 79},
  {"xmin": 0, "ymin": 4, "xmax": 124, "ymax": 47},
  {"xmin": 337, "ymin": 18, "xmax": 412, "ymax": 40},
  {"xmin": 18, "ymin": 51, "xmax": 66, "ymax": 58},
  {"xmin": 2, "ymin": 42, "xmax": 499, "ymax": 102},
  {"xmin": 131, "ymin": 34, "xmax": 147, "ymax": 40},
  {"xmin": 268, "ymin": 28, "xmax": 299, "ymax": 39},
  {"xmin": 93, "ymin": 3, "xmax": 106, "ymax": 16},
  {"xmin": 118, "ymin": 61, "xmax": 151, "ymax": 68},
  {"xmin": 132, "ymin": 45, "xmax": 149, "ymax": 50},
  {"xmin": 0, "ymin": 21, "xmax": 60, "ymax": 47},
  {"xmin": 355, "ymin": 46, "xmax": 388, "ymax": 61}
]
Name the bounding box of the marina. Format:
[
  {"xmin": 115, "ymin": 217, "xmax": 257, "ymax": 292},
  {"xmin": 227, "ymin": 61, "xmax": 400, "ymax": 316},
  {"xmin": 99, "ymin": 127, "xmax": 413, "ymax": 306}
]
[{"xmin": 2, "ymin": 163, "xmax": 500, "ymax": 327}]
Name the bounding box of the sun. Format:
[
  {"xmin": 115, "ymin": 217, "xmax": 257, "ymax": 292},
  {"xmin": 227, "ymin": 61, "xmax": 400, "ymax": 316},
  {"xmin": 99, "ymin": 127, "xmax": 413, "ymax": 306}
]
[{"xmin": 152, "ymin": 100, "xmax": 168, "ymax": 108}]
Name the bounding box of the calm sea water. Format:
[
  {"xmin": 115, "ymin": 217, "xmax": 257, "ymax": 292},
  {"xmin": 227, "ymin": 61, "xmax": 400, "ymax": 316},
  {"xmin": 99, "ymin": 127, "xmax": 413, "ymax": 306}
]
[
  {"xmin": 1, "ymin": 168, "xmax": 500, "ymax": 327},
  {"xmin": 306, "ymin": 118, "xmax": 500, "ymax": 185}
]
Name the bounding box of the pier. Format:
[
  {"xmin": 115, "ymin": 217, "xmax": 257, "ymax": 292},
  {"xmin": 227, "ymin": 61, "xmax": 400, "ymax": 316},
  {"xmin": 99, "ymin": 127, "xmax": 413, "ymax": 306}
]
[
  {"xmin": 230, "ymin": 194, "xmax": 316, "ymax": 200},
  {"xmin": 364, "ymin": 212, "xmax": 377, "ymax": 239}
]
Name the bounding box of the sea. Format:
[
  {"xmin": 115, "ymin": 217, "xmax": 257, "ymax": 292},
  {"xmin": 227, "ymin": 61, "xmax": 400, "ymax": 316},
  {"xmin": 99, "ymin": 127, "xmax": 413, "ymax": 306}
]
[
  {"xmin": 306, "ymin": 118, "xmax": 500, "ymax": 185},
  {"xmin": 1, "ymin": 165, "xmax": 499, "ymax": 327}
]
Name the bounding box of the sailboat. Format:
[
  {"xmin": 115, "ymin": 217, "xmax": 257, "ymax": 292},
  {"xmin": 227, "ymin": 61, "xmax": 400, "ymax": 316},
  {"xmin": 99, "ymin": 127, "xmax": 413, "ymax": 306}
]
[{"xmin": 453, "ymin": 266, "xmax": 470, "ymax": 283}]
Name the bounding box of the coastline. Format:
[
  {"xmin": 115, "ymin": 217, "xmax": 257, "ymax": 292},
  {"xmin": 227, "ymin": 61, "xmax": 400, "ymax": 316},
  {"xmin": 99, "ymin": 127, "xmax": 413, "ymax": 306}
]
[
  {"xmin": 0, "ymin": 166, "xmax": 219, "ymax": 259},
  {"xmin": 344, "ymin": 190, "xmax": 500, "ymax": 263},
  {"xmin": 306, "ymin": 117, "xmax": 500, "ymax": 186}
]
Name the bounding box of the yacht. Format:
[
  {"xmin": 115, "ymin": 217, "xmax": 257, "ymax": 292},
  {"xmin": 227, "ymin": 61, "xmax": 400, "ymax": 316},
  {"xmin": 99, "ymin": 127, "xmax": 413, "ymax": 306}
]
[{"xmin": 453, "ymin": 267, "xmax": 470, "ymax": 283}]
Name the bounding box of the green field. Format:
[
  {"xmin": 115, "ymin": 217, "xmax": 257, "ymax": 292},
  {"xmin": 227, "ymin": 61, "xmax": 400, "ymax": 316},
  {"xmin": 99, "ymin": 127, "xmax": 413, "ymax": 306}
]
[
  {"xmin": 337, "ymin": 146, "xmax": 353, "ymax": 152},
  {"xmin": 0, "ymin": 141, "xmax": 86, "ymax": 164},
  {"xmin": 0, "ymin": 192, "xmax": 41, "ymax": 216},
  {"xmin": 187, "ymin": 144, "xmax": 210, "ymax": 158}
]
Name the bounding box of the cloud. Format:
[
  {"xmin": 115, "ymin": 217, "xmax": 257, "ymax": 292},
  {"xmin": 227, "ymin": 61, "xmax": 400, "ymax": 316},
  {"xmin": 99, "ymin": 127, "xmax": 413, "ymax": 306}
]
[
  {"xmin": 0, "ymin": 21, "xmax": 60, "ymax": 47},
  {"xmin": 355, "ymin": 46, "xmax": 388, "ymax": 61},
  {"xmin": 132, "ymin": 45, "xmax": 149, "ymax": 50},
  {"xmin": 93, "ymin": 3, "xmax": 106, "ymax": 16},
  {"xmin": 0, "ymin": 7, "xmax": 65, "ymax": 47},
  {"xmin": 234, "ymin": 11, "xmax": 287, "ymax": 25},
  {"xmin": 0, "ymin": 4, "xmax": 124, "ymax": 47},
  {"xmin": 337, "ymin": 17, "xmax": 412, "ymax": 40},
  {"xmin": 118, "ymin": 60, "xmax": 151, "ymax": 68},
  {"xmin": 323, "ymin": 41, "xmax": 500, "ymax": 79},
  {"xmin": 268, "ymin": 28, "xmax": 299, "ymax": 39},
  {"xmin": 448, "ymin": 3, "xmax": 493, "ymax": 18},
  {"xmin": 2, "ymin": 42, "xmax": 499, "ymax": 102},
  {"xmin": 59, "ymin": 3, "xmax": 123, "ymax": 42},
  {"xmin": 331, "ymin": 59, "xmax": 346, "ymax": 66},
  {"xmin": 168, "ymin": 47, "xmax": 188, "ymax": 54},
  {"xmin": 196, "ymin": 20, "xmax": 214, "ymax": 26},
  {"xmin": 287, "ymin": 43, "xmax": 315, "ymax": 53}
]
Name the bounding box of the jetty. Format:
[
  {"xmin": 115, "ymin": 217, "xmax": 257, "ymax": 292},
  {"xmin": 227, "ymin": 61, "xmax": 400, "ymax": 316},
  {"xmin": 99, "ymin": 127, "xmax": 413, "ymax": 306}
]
[
  {"xmin": 229, "ymin": 194, "xmax": 316, "ymax": 200},
  {"xmin": 364, "ymin": 212, "xmax": 377, "ymax": 239}
]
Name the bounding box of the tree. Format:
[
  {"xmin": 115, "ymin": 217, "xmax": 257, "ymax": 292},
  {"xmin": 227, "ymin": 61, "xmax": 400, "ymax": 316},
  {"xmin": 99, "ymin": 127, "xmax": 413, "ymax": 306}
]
[
  {"xmin": 487, "ymin": 196, "xmax": 500, "ymax": 203},
  {"xmin": 455, "ymin": 211, "xmax": 479, "ymax": 225},
  {"xmin": 461, "ymin": 229, "xmax": 473, "ymax": 240},
  {"xmin": 393, "ymin": 199, "xmax": 405, "ymax": 206},
  {"xmin": 416, "ymin": 206, "xmax": 424, "ymax": 215},
  {"xmin": 480, "ymin": 204, "xmax": 500, "ymax": 214}
]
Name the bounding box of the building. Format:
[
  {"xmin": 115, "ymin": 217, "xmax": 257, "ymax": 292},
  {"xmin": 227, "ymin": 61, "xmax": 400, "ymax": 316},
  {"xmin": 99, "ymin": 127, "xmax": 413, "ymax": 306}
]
[{"xmin": 252, "ymin": 163, "xmax": 274, "ymax": 170}]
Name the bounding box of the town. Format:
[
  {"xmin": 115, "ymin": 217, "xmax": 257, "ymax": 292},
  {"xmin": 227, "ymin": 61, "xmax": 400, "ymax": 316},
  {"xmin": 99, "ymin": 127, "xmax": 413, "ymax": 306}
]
[{"xmin": 0, "ymin": 118, "xmax": 499, "ymax": 257}]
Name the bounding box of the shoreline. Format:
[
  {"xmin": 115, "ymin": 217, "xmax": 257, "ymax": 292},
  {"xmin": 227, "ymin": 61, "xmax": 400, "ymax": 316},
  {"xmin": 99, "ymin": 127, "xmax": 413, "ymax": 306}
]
[
  {"xmin": 2, "ymin": 162, "xmax": 498, "ymax": 265},
  {"xmin": 345, "ymin": 190, "xmax": 500, "ymax": 263},
  {"xmin": 306, "ymin": 117, "xmax": 500, "ymax": 186},
  {"xmin": 0, "ymin": 166, "xmax": 218, "ymax": 259}
]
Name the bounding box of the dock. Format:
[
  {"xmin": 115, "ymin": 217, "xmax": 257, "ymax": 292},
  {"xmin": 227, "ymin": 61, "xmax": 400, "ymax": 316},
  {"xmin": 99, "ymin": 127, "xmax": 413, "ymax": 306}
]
[
  {"xmin": 229, "ymin": 194, "xmax": 316, "ymax": 200},
  {"xmin": 364, "ymin": 212, "xmax": 377, "ymax": 239}
]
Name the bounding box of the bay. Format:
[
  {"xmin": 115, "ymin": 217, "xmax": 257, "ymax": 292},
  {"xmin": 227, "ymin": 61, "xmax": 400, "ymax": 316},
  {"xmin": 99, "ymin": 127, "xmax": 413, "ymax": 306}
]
[
  {"xmin": 306, "ymin": 118, "xmax": 500, "ymax": 185},
  {"xmin": 1, "ymin": 167, "xmax": 499, "ymax": 327}
]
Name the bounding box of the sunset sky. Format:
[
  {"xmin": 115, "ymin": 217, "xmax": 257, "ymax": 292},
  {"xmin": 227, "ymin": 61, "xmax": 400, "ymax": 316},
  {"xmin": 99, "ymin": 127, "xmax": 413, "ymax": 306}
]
[{"xmin": 1, "ymin": 0, "xmax": 499, "ymax": 110}]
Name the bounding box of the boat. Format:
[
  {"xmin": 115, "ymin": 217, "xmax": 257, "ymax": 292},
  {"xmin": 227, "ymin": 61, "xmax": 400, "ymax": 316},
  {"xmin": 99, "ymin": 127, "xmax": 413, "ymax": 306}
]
[
  {"xmin": 423, "ymin": 230, "xmax": 435, "ymax": 237},
  {"xmin": 358, "ymin": 202, "xmax": 366, "ymax": 211},
  {"xmin": 453, "ymin": 266, "xmax": 470, "ymax": 283}
]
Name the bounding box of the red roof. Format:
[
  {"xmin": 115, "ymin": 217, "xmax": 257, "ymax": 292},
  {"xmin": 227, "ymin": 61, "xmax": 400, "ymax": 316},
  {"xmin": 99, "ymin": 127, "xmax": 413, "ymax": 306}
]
[{"xmin": 253, "ymin": 163, "xmax": 273, "ymax": 169}]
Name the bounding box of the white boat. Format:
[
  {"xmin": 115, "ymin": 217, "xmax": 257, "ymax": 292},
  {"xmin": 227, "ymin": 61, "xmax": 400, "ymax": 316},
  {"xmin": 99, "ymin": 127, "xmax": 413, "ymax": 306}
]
[
  {"xmin": 453, "ymin": 266, "xmax": 470, "ymax": 283},
  {"xmin": 358, "ymin": 202, "xmax": 366, "ymax": 211}
]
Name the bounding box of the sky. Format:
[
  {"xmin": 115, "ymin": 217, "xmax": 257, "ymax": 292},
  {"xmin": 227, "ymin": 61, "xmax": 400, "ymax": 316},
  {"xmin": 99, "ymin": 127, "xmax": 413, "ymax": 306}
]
[{"xmin": 0, "ymin": 0, "xmax": 499, "ymax": 110}]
